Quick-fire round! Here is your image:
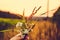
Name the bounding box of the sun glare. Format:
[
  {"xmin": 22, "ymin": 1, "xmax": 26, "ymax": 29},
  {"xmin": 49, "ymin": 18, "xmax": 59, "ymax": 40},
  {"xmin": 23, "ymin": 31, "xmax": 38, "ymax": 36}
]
[{"xmin": 0, "ymin": 0, "xmax": 60, "ymax": 17}]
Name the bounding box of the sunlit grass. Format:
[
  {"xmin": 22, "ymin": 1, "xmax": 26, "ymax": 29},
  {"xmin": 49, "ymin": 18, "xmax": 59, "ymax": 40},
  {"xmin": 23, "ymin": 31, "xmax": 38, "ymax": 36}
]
[{"xmin": 2, "ymin": 20, "xmax": 57, "ymax": 40}]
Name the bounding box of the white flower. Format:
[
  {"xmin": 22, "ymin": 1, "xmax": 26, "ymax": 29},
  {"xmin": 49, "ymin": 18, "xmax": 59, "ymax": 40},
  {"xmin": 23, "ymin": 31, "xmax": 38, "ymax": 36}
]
[{"xmin": 16, "ymin": 22, "xmax": 23, "ymax": 28}]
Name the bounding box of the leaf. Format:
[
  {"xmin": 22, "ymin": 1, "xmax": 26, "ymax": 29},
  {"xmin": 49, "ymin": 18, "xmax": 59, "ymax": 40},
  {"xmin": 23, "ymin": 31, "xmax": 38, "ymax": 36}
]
[{"xmin": 0, "ymin": 29, "xmax": 12, "ymax": 32}]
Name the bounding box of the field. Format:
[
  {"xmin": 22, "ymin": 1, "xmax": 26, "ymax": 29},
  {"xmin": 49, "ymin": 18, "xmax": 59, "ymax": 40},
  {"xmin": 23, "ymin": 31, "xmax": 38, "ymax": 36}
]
[{"xmin": 0, "ymin": 18, "xmax": 59, "ymax": 40}]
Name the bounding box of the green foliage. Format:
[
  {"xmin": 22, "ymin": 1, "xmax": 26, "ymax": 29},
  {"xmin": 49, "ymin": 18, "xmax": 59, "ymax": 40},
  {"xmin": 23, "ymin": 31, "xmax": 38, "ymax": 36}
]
[
  {"xmin": 0, "ymin": 18, "xmax": 22, "ymax": 30},
  {"xmin": 0, "ymin": 18, "xmax": 22, "ymax": 25}
]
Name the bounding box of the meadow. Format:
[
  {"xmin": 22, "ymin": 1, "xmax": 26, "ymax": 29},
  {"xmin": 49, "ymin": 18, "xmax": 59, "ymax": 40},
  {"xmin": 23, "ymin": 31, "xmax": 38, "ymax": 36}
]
[{"xmin": 0, "ymin": 18, "xmax": 58, "ymax": 40}]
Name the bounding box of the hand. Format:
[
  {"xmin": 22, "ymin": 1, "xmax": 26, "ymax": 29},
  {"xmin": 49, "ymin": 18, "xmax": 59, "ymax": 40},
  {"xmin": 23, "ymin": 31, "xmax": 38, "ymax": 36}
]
[{"xmin": 10, "ymin": 32, "xmax": 22, "ymax": 40}]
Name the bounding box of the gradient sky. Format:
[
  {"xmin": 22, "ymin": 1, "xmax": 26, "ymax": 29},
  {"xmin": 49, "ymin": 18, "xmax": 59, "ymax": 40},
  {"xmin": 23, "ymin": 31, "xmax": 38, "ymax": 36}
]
[{"xmin": 0, "ymin": 0, "xmax": 60, "ymax": 17}]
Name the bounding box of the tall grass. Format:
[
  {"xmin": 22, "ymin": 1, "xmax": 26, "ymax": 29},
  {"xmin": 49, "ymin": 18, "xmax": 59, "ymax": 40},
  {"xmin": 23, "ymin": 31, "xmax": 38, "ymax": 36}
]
[{"xmin": 3, "ymin": 20, "xmax": 57, "ymax": 40}]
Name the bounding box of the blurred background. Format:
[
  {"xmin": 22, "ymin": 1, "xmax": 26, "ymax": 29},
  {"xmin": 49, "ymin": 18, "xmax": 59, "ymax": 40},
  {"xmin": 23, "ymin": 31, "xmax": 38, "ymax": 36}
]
[{"xmin": 0, "ymin": 0, "xmax": 60, "ymax": 40}]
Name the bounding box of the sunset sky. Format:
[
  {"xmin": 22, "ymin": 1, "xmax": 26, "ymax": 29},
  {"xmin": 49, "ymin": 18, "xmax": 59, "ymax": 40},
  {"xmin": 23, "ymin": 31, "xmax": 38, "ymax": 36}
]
[{"xmin": 0, "ymin": 0, "xmax": 60, "ymax": 17}]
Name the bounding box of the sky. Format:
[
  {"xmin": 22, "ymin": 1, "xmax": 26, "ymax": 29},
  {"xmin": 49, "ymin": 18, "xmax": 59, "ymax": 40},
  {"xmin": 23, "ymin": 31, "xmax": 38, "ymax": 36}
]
[{"xmin": 0, "ymin": 0, "xmax": 60, "ymax": 17}]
